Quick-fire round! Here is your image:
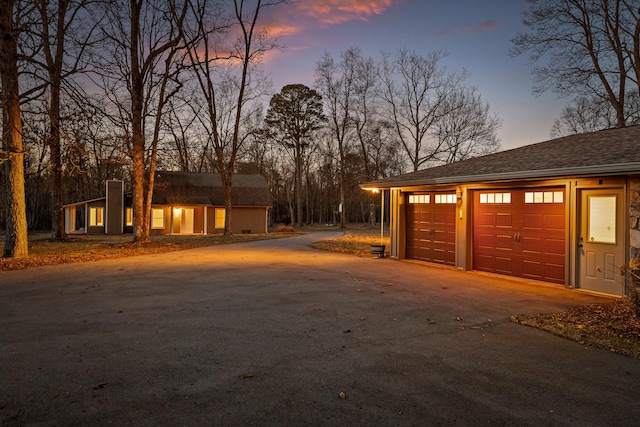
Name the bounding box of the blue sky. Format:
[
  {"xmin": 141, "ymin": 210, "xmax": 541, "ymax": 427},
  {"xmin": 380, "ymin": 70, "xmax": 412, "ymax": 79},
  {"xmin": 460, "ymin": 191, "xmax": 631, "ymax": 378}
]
[{"xmin": 261, "ymin": 0, "xmax": 565, "ymax": 151}]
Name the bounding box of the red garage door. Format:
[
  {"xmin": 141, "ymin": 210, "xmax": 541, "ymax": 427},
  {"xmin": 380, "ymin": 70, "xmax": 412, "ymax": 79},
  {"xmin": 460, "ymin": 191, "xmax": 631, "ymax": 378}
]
[
  {"xmin": 473, "ymin": 188, "xmax": 566, "ymax": 284},
  {"xmin": 406, "ymin": 192, "xmax": 456, "ymax": 265}
]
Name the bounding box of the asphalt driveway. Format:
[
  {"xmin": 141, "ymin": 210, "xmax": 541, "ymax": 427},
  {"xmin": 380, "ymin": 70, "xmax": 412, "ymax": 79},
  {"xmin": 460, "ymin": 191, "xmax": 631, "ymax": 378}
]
[{"xmin": 1, "ymin": 232, "xmax": 638, "ymax": 426}]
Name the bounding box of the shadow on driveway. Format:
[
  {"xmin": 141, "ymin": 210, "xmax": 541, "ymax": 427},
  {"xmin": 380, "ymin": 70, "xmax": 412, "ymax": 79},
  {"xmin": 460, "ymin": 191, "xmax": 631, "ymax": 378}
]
[{"xmin": 1, "ymin": 232, "xmax": 638, "ymax": 425}]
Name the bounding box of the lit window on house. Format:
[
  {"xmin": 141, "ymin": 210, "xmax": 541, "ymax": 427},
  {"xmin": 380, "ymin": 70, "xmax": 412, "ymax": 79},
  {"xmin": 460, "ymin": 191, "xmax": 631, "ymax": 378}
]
[
  {"xmin": 435, "ymin": 194, "xmax": 456, "ymax": 204},
  {"xmin": 525, "ymin": 191, "xmax": 563, "ymax": 204},
  {"xmin": 215, "ymin": 208, "xmax": 226, "ymax": 229},
  {"xmin": 151, "ymin": 208, "xmax": 165, "ymax": 229},
  {"xmin": 89, "ymin": 207, "xmax": 104, "ymax": 226},
  {"xmin": 125, "ymin": 208, "xmax": 133, "ymax": 226},
  {"xmin": 408, "ymin": 194, "xmax": 430, "ymax": 204},
  {"xmin": 479, "ymin": 193, "xmax": 511, "ymax": 204}
]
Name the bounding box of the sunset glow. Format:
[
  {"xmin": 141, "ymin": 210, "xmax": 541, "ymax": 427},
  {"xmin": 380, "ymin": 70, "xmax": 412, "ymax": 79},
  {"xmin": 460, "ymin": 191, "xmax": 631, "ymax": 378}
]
[{"xmin": 263, "ymin": 0, "xmax": 565, "ymax": 151}]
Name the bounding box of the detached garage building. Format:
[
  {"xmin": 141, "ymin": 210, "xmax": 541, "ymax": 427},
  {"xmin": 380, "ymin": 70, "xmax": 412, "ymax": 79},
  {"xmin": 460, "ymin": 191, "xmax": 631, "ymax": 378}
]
[{"xmin": 362, "ymin": 126, "xmax": 640, "ymax": 297}]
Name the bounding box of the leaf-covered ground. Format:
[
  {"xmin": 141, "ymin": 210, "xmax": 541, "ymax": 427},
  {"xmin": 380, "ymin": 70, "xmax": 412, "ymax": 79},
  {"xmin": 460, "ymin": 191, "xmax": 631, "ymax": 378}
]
[
  {"xmin": 0, "ymin": 232, "xmax": 297, "ymax": 271},
  {"xmin": 511, "ymin": 300, "xmax": 640, "ymax": 359}
]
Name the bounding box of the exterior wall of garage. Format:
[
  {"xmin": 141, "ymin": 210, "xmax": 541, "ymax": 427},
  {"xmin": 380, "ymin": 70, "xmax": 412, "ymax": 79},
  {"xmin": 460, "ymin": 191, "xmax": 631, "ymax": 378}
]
[
  {"xmin": 388, "ymin": 177, "xmax": 631, "ymax": 296},
  {"xmin": 630, "ymin": 176, "xmax": 640, "ymax": 260}
]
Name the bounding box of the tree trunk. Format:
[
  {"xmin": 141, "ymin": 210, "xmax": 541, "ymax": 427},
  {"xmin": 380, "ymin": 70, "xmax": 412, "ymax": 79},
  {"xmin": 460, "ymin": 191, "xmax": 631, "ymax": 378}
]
[
  {"xmin": 1, "ymin": 0, "xmax": 28, "ymax": 257},
  {"xmin": 49, "ymin": 78, "xmax": 65, "ymax": 239},
  {"xmin": 130, "ymin": 0, "xmax": 149, "ymax": 243},
  {"xmin": 223, "ymin": 170, "xmax": 233, "ymax": 235},
  {"xmin": 339, "ymin": 143, "xmax": 346, "ymax": 229},
  {"xmin": 286, "ymin": 179, "xmax": 294, "ymax": 225},
  {"xmin": 132, "ymin": 146, "xmax": 147, "ymax": 242},
  {"xmin": 43, "ymin": 0, "xmax": 68, "ymax": 240},
  {"xmin": 295, "ymin": 145, "xmax": 303, "ymax": 227}
]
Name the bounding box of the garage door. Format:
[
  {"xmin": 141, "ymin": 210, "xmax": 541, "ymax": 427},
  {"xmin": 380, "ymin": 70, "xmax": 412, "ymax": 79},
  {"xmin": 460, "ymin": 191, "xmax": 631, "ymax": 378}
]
[
  {"xmin": 473, "ymin": 188, "xmax": 566, "ymax": 284},
  {"xmin": 406, "ymin": 192, "xmax": 456, "ymax": 265}
]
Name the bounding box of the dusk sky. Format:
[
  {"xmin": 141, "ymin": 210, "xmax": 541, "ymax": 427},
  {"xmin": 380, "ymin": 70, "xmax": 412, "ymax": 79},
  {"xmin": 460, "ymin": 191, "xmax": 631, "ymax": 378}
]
[{"xmin": 260, "ymin": 0, "xmax": 564, "ymax": 151}]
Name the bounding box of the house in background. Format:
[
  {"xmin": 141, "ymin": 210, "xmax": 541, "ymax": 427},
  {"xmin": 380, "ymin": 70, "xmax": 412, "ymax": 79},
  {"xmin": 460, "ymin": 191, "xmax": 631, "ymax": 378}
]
[
  {"xmin": 362, "ymin": 125, "xmax": 640, "ymax": 297},
  {"xmin": 64, "ymin": 172, "xmax": 272, "ymax": 235},
  {"xmin": 64, "ymin": 180, "xmax": 129, "ymax": 235}
]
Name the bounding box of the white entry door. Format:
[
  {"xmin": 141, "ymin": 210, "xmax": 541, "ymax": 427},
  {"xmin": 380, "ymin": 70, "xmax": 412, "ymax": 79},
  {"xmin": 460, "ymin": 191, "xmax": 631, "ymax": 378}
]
[
  {"xmin": 578, "ymin": 189, "xmax": 625, "ymax": 295},
  {"xmin": 181, "ymin": 208, "xmax": 194, "ymax": 234}
]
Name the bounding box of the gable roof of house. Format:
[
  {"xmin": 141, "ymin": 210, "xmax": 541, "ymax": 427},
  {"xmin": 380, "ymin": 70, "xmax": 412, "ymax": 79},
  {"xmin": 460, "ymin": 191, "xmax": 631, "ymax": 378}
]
[
  {"xmin": 152, "ymin": 171, "xmax": 271, "ymax": 206},
  {"xmin": 363, "ymin": 125, "xmax": 640, "ymax": 189}
]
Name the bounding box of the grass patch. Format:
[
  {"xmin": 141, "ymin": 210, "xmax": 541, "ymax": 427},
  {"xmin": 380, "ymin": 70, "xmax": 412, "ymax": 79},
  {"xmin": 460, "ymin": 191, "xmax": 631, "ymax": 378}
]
[
  {"xmin": 0, "ymin": 232, "xmax": 298, "ymax": 271},
  {"xmin": 310, "ymin": 227, "xmax": 389, "ymax": 257}
]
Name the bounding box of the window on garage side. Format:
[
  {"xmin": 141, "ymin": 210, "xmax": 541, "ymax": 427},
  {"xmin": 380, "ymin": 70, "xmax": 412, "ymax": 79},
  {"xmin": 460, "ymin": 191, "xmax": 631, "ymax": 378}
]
[
  {"xmin": 435, "ymin": 194, "xmax": 456, "ymax": 204},
  {"xmin": 525, "ymin": 191, "xmax": 563, "ymax": 204},
  {"xmin": 89, "ymin": 207, "xmax": 104, "ymax": 226},
  {"xmin": 408, "ymin": 194, "xmax": 430, "ymax": 204},
  {"xmin": 479, "ymin": 192, "xmax": 511, "ymax": 204},
  {"xmin": 151, "ymin": 208, "xmax": 165, "ymax": 229}
]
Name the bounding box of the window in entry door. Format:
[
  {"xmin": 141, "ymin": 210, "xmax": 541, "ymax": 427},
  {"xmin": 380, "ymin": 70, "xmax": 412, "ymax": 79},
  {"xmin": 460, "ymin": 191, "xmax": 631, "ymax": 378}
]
[{"xmin": 588, "ymin": 195, "xmax": 616, "ymax": 244}]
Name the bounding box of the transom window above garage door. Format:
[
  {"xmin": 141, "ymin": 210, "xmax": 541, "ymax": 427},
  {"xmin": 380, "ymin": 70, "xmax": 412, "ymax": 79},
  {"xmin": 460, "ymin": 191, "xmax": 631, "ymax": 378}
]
[
  {"xmin": 408, "ymin": 194, "xmax": 430, "ymax": 204},
  {"xmin": 525, "ymin": 191, "xmax": 564, "ymax": 204},
  {"xmin": 479, "ymin": 192, "xmax": 511, "ymax": 204},
  {"xmin": 435, "ymin": 194, "xmax": 456, "ymax": 204}
]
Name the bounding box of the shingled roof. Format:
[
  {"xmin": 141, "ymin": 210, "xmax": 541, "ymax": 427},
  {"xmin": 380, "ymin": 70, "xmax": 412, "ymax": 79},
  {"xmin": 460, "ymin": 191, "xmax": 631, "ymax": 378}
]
[
  {"xmin": 152, "ymin": 171, "xmax": 271, "ymax": 206},
  {"xmin": 364, "ymin": 125, "xmax": 640, "ymax": 189}
]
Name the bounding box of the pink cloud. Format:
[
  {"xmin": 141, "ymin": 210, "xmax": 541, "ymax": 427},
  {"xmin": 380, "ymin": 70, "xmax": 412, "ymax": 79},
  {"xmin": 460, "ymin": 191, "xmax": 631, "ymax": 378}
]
[
  {"xmin": 298, "ymin": 0, "xmax": 396, "ymax": 25},
  {"xmin": 259, "ymin": 0, "xmax": 400, "ymax": 63},
  {"xmin": 435, "ymin": 20, "xmax": 499, "ymax": 37},
  {"xmin": 263, "ymin": 0, "xmax": 397, "ymax": 35}
]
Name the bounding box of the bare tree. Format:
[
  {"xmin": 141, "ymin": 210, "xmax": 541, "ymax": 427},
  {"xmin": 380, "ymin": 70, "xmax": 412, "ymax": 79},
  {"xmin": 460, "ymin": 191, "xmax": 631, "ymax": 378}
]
[
  {"xmin": 511, "ymin": 0, "xmax": 640, "ymax": 128},
  {"xmin": 350, "ymin": 53, "xmax": 379, "ymax": 180},
  {"xmin": 315, "ymin": 48, "xmax": 360, "ymax": 229},
  {"xmin": 62, "ymin": 97, "xmax": 129, "ymax": 198},
  {"xmin": 162, "ymin": 96, "xmax": 203, "ymax": 172},
  {"xmin": 98, "ymin": 0, "xmax": 187, "ymax": 243},
  {"xmin": 551, "ymin": 95, "xmax": 618, "ymax": 137},
  {"xmin": 25, "ymin": 0, "xmax": 102, "ymax": 240},
  {"xmin": 551, "ymin": 91, "xmax": 640, "ymax": 137},
  {"xmin": 184, "ymin": 0, "xmax": 284, "ymax": 235},
  {"xmin": 435, "ymin": 86, "xmax": 501, "ymax": 164},
  {"xmin": 0, "ymin": 0, "xmax": 30, "ymax": 257},
  {"xmin": 379, "ymin": 49, "xmax": 466, "ymax": 171}
]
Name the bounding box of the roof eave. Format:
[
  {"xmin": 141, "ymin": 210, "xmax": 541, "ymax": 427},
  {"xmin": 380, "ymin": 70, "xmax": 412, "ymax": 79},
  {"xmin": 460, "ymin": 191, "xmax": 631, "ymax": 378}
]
[
  {"xmin": 63, "ymin": 196, "xmax": 107, "ymax": 208},
  {"xmin": 361, "ymin": 163, "xmax": 640, "ymax": 190}
]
